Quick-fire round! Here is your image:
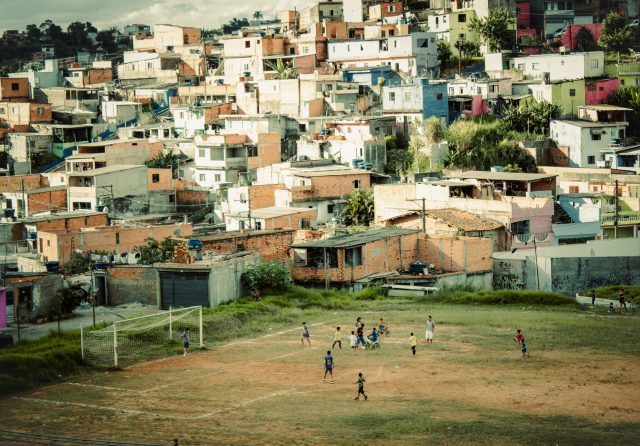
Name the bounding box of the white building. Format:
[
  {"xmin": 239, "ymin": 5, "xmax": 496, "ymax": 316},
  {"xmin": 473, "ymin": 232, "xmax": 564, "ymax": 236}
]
[
  {"xmin": 193, "ymin": 133, "xmax": 252, "ymax": 189},
  {"xmin": 9, "ymin": 59, "xmax": 61, "ymax": 99},
  {"xmin": 101, "ymin": 101, "xmax": 141, "ymax": 125},
  {"xmin": 327, "ymin": 32, "xmax": 439, "ymax": 77},
  {"xmin": 550, "ymin": 119, "xmax": 627, "ymax": 168},
  {"xmin": 67, "ymin": 165, "xmax": 147, "ymax": 211},
  {"xmin": 510, "ymin": 51, "xmax": 604, "ymax": 82},
  {"xmin": 7, "ymin": 132, "xmax": 52, "ymax": 163},
  {"xmin": 172, "ymin": 106, "xmax": 206, "ymax": 138}
]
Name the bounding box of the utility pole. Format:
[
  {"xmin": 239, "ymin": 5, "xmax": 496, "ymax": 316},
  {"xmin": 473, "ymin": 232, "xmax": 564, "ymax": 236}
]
[
  {"xmin": 421, "ymin": 197, "xmax": 426, "ymax": 234},
  {"xmin": 614, "ymin": 179, "xmax": 619, "ymax": 239}
]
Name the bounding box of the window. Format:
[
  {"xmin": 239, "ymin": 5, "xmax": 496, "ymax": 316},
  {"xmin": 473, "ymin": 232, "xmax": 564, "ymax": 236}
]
[
  {"xmin": 169, "ymin": 194, "xmax": 175, "ymax": 203},
  {"xmin": 199, "ymin": 174, "xmax": 206, "ymax": 181},
  {"xmin": 436, "ymin": 92, "xmax": 443, "ymax": 100},
  {"xmin": 327, "ymin": 204, "xmax": 335, "ymax": 214},
  {"xmin": 39, "ymin": 238, "xmax": 43, "ymax": 253},
  {"xmin": 417, "ymin": 39, "xmax": 428, "ymax": 48},
  {"xmin": 299, "ymin": 123, "xmax": 307, "ymax": 132},
  {"xmin": 214, "ymin": 174, "xmax": 221, "ymax": 182},
  {"xmin": 47, "ymin": 240, "xmax": 50, "ymax": 247},
  {"xmin": 590, "ymin": 59, "xmax": 599, "ymax": 68},
  {"xmin": 345, "ymin": 247, "xmax": 363, "ymax": 266},
  {"xmin": 245, "ymin": 41, "xmax": 251, "ymax": 48},
  {"xmin": 517, "ymin": 63, "xmax": 524, "ymax": 71},
  {"xmin": 458, "ymin": 13, "xmax": 467, "ymax": 22},
  {"xmin": 199, "ymin": 149, "xmax": 206, "ymax": 158},
  {"xmin": 115, "ymin": 233, "xmax": 120, "ymax": 244},
  {"xmin": 289, "ymin": 48, "xmax": 295, "ymax": 55},
  {"xmin": 569, "ymin": 89, "xmax": 576, "ymax": 97},
  {"xmin": 532, "ymin": 63, "xmax": 539, "ymax": 70},
  {"xmin": 302, "ymin": 46, "xmax": 309, "ymax": 54},
  {"xmin": 35, "ymin": 107, "xmax": 45, "ymax": 115},
  {"xmin": 254, "ymin": 221, "xmax": 262, "ymax": 230},
  {"xmin": 73, "ymin": 202, "xmax": 91, "ymax": 210},
  {"xmin": 147, "ymin": 62, "xmax": 153, "ymax": 69},
  {"xmin": 353, "ymin": 180, "xmax": 361, "ymax": 189},
  {"xmin": 510, "ymin": 220, "xmax": 530, "ymax": 238},
  {"xmin": 152, "ymin": 173, "xmax": 160, "ymax": 183},
  {"xmin": 0, "ymin": 107, "xmax": 4, "ymax": 114},
  {"xmin": 591, "ymin": 133, "xmax": 601, "ymax": 141},
  {"xmin": 389, "ymin": 92, "xmax": 396, "ymax": 101},
  {"xmin": 490, "ymin": 85, "xmax": 498, "ymax": 93},
  {"xmin": 587, "ymin": 156, "xmax": 595, "ymax": 164},
  {"xmin": 11, "ymin": 83, "xmax": 19, "ymax": 91},
  {"xmin": 388, "ymin": 4, "xmax": 396, "ymax": 12},
  {"xmin": 516, "ymin": 7, "xmax": 521, "ymax": 14},
  {"xmin": 299, "ymin": 219, "xmax": 311, "ymax": 229}
]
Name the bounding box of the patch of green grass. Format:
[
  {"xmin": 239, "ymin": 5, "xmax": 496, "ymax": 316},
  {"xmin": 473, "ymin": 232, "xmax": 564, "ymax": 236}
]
[
  {"xmin": 422, "ymin": 290, "xmax": 575, "ymax": 306},
  {"xmin": 590, "ymin": 285, "xmax": 640, "ymax": 302}
]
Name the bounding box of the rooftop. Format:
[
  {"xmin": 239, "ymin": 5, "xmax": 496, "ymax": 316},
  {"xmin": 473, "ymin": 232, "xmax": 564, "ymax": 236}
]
[
  {"xmin": 244, "ymin": 206, "xmax": 314, "ymax": 219},
  {"xmin": 291, "ymin": 228, "xmax": 418, "ymax": 249},
  {"xmin": 425, "ymin": 209, "xmax": 503, "ymax": 232},
  {"xmin": 578, "ymin": 105, "xmax": 633, "ymax": 112},
  {"xmin": 20, "ymin": 211, "xmax": 105, "ymax": 223},
  {"xmin": 291, "ymin": 167, "xmax": 369, "ymax": 178},
  {"xmin": 447, "ymin": 171, "xmax": 556, "ymax": 182},
  {"xmin": 552, "ymin": 119, "xmax": 627, "ymax": 128},
  {"xmin": 68, "ymin": 165, "xmax": 143, "ymax": 177}
]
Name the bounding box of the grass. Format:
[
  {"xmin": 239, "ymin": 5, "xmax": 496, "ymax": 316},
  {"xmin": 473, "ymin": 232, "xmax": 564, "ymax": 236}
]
[
  {"xmin": 0, "ymin": 287, "xmax": 636, "ymax": 397},
  {"xmin": 589, "ymin": 285, "xmax": 640, "ymax": 302},
  {"xmin": 0, "ymin": 292, "xmax": 638, "ymax": 445}
]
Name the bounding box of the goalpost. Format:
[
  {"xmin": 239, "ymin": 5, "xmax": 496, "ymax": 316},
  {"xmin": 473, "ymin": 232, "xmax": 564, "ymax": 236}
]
[{"xmin": 81, "ymin": 306, "xmax": 203, "ymax": 368}]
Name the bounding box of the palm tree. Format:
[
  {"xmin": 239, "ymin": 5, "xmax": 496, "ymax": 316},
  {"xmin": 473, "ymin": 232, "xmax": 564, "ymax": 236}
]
[
  {"xmin": 253, "ymin": 11, "xmax": 264, "ymax": 21},
  {"xmin": 265, "ymin": 59, "xmax": 298, "ymax": 79},
  {"xmin": 342, "ymin": 189, "xmax": 374, "ymax": 226}
]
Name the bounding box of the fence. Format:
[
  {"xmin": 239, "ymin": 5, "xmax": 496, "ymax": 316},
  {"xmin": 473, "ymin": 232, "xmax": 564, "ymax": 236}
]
[{"xmin": 82, "ymin": 306, "xmax": 203, "ymax": 368}]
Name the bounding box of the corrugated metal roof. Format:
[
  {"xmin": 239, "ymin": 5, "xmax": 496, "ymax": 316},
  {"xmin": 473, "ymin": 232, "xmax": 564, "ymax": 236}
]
[
  {"xmin": 448, "ymin": 170, "xmax": 556, "ymax": 182},
  {"xmin": 291, "ymin": 228, "xmax": 418, "ymax": 249}
]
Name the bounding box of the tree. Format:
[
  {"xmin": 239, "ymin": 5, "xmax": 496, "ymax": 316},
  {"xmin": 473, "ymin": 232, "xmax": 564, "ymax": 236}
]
[
  {"xmin": 241, "ymin": 261, "xmax": 290, "ymax": 291},
  {"xmin": 384, "ymin": 135, "xmax": 413, "ymax": 176},
  {"xmin": 145, "ymin": 151, "xmax": 184, "ymax": 170},
  {"xmin": 136, "ymin": 237, "xmax": 180, "ymax": 264},
  {"xmin": 608, "ymin": 86, "xmax": 640, "ymax": 138},
  {"xmin": 454, "ymin": 39, "xmax": 478, "ymax": 74},
  {"xmin": 265, "ymin": 58, "xmax": 298, "ymax": 79},
  {"xmin": 96, "ymin": 29, "xmax": 118, "ymax": 53},
  {"xmin": 342, "ymin": 188, "xmax": 374, "ymax": 226},
  {"xmin": 437, "ymin": 40, "xmax": 452, "ymax": 67},
  {"xmin": 253, "ymin": 11, "xmax": 264, "ymax": 21},
  {"xmin": 470, "ymin": 8, "xmax": 515, "ymax": 52},
  {"xmin": 423, "ymin": 116, "xmax": 445, "ymax": 144},
  {"xmin": 25, "ymin": 24, "xmax": 41, "ymax": 41},
  {"xmin": 64, "ymin": 252, "xmax": 91, "ymax": 275},
  {"xmin": 598, "ymin": 12, "xmax": 634, "ymax": 54},
  {"xmin": 575, "ymin": 27, "xmax": 598, "ymax": 52},
  {"xmin": 501, "ymin": 100, "xmax": 562, "ymax": 135}
]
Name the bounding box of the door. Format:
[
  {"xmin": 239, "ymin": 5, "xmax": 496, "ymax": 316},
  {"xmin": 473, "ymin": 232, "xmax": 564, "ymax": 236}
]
[{"xmin": 160, "ymin": 272, "xmax": 209, "ymax": 310}]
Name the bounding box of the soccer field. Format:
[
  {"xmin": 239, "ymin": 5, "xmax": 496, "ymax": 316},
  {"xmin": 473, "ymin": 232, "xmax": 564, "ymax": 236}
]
[{"xmin": 1, "ymin": 304, "xmax": 639, "ymax": 445}]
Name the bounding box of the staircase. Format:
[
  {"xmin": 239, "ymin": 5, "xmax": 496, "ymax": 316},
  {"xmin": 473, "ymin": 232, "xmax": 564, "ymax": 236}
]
[{"xmin": 553, "ymin": 202, "xmax": 573, "ymax": 224}]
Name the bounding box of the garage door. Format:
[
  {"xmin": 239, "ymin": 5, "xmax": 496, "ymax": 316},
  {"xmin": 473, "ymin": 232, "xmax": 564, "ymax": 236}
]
[{"xmin": 160, "ymin": 272, "xmax": 210, "ymax": 310}]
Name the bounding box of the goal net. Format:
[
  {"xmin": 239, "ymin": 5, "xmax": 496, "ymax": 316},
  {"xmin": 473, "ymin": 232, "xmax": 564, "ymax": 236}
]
[{"xmin": 82, "ymin": 306, "xmax": 203, "ymax": 368}]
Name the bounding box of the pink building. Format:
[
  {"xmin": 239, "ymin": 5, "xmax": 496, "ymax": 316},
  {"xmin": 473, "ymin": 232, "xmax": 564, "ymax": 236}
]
[
  {"xmin": 561, "ymin": 24, "xmax": 601, "ymax": 51},
  {"xmin": 516, "ymin": 1, "xmax": 536, "ymax": 40},
  {"xmin": 585, "ymin": 79, "xmax": 620, "ymax": 105}
]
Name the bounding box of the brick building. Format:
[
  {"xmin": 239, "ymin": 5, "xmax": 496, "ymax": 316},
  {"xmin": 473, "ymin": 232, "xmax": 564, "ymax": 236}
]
[
  {"xmin": 291, "ymin": 228, "xmax": 420, "ymax": 286},
  {"xmin": 37, "ymin": 223, "xmax": 193, "ymax": 264},
  {"xmin": 226, "ymin": 206, "xmax": 317, "ymax": 231},
  {"xmin": 194, "ymin": 228, "xmax": 296, "ymax": 262},
  {"xmin": 0, "ymin": 77, "xmax": 30, "ymax": 101}
]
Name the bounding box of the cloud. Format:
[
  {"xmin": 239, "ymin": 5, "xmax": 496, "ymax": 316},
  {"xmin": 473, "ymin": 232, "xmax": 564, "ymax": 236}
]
[{"xmin": 0, "ymin": 0, "xmax": 314, "ymax": 31}]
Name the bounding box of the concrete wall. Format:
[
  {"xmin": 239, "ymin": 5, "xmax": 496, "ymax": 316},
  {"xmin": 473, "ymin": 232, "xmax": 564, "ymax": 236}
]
[
  {"xmin": 208, "ymin": 254, "xmax": 261, "ymax": 307},
  {"xmin": 493, "ymin": 256, "xmax": 528, "ymax": 290},
  {"xmin": 107, "ymin": 266, "xmax": 159, "ymax": 306},
  {"xmin": 434, "ymin": 271, "xmax": 493, "ymax": 290},
  {"xmin": 546, "ymin": 256, "xmax": 640, "ymax": 296}
]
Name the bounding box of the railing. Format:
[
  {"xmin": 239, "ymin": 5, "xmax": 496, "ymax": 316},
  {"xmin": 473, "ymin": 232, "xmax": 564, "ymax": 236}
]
[{"xmin": 601, "ymin": 212, "xmax": 640, "ymax": 225}]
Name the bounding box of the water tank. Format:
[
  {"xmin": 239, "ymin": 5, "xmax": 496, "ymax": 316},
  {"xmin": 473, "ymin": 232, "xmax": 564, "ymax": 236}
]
[
  {"xmin": 409, "ymin": 261, "xmax": 427, "ymax": 275},
  {"xmin": 45, "ymin": 261, "xmax": 60, "ymax": 272}
]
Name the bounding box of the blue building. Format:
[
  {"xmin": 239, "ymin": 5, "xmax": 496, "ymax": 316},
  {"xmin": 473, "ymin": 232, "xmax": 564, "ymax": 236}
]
[
  {"xmin": 382, "ymin": 79, "xmax": 449, "ymax": 126},
  {"xmin": 342, "ymin": 65, "xmax": 403, "ymax": 87}
]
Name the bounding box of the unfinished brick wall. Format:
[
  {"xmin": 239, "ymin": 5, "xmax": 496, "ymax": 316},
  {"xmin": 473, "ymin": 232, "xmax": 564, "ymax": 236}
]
[
  {"xmin": 418, "ymin": 235, "xmax": 492, "ymax": 273},
  {"xmin": 36, "ymin": 214, "xmax": 108, "ymax": 232},
  {"xmin": 87, "ymin": 69, "xmax": 113, "ymax": 85},
  {"xmin": 248, "ymin": 183, "xmax": 281, "ymax": 209},
  {"xmin": 0, "ymin": 174, "xmax": 47, "ymax": 192},
  {"xmin": 0, "ymin": 78, "xmax": 30, "ymax": 101},
  {"xmin": 293, "ymin": 173, "xmax": 372, "ymax": 202},
  {"xmin": 27, "ymin": 189, "xmax": 66, "ymax": 214},
  {"xmin": 265, "ymin": 208, "xmax": 317, "ymax": 230},
  {"xmin": 176, "ymin": 190, "xmax": 208, "ymax": 212},
  {"xmin": 292, "ymin": 232, "xmax": 420, "ymax": 283},
  {"xmin": 204, "ymin": 103, "xmax": 233, "ymax": 124},
  {"xmin": 107, "ymin": 266, "xmax": 158, "ymax": 306},
  {"xmin": 29, "ymin": 103, "xmax": 52, "ymax": 123},
  {"xmin": 248, "ymin": 133, "xmax": 281, "ymax": 169},
  {"xmin": 148, "ymin": 168, "xmax": 173, "ymax": 191},
  {"xmin": 201, "ymin": 229, "xmax": 295, "ymax": 261}
]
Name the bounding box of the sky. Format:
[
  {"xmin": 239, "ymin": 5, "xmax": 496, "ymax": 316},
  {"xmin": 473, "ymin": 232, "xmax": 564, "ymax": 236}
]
[{"xmin": 0, "ymin": 0, "xmax": 315, "ymax": 31}]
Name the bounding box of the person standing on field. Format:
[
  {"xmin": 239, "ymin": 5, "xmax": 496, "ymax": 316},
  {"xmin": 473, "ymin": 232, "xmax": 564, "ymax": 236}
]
[
  {"xmin": 349, "ymin": 330, "xmax": 357, "ymax": 353},
  {"xmin": 618, "ymin": 288, "xmax": 627, "ymax": 313},
  {"xmin": 332, "ymin": 327, "xmax": 342, "ymax": 349},
  {"xmin": 323, "ymin": 350, "xmax": 334, "ymax": 383},
  {"xmin": 180, "ymin": 328, "xmax": 190, "ymax": 356},
  {"xmin": 301, "ymin": 322, "xmax": 311, "ymax": 346},
  {"xmin": 591, "ymin": 288, "xmax": 596, "ymax": 306},
  {"xmin": 425, "ymin": 315, "xmax": 435, "ymax": 343},
  {"xmin": 410, "ymin": 332, "xmax": 417, "ymax": 356},
  {"xmin": 354, "ymin": 372, "xmax": 368, "ymax": 400}
]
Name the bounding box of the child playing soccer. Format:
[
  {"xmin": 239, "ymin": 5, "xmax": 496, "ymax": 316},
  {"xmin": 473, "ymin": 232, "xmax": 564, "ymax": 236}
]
[
  {"xmin": 379, "ymin": 318, "xmax": 386, "ymax": 334},
  {"xmin": 520, "ymin": 337, "xmax": 530, "ymax": 358},
  {"xmin": 301, "ymin": 322, "xmax": 311, "ymax": 346},
  {"xmin": 410, "ymin": 332, "xmax": 417, "ymax": 356},
  {"xmin": 356, "ymin": 323, "xmax": 366, "ymax": 348},
  {"xmin": 349, "ymin": 330, "xmax": 357, "ymax": 353},
  {"xmin": 354, "ymin": 372, "xmax": 367, "ymax": 400},
  {"xmin": 332, "ymin": 327, "xmax": 342, "ymax": 349},
  {"xmin": 514, "ymin": 329, "xmax": 523, "ymax": 348},
  {"xmin": 323, "ymin": 350, "xmax": 334, "ymax": 383}
]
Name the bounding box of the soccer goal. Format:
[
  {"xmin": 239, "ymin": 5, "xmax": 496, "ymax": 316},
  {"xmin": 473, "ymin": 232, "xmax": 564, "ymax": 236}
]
[{"xmin": 81, "ymin": 306, "xmax": 203, "ymax": 368}]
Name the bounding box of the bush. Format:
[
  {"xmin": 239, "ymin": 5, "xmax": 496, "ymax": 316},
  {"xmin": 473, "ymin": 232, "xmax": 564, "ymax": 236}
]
[
  {"xmin": 590, "ymin": 285, "xmax": 640, "ymax": 302},
  {"xmin": 241, "ymin": 261, "xmax": 291, "ymax": 291},
  {"xmin": 419, "ymin": 290, "xmax": 575, "ymax": 306}
]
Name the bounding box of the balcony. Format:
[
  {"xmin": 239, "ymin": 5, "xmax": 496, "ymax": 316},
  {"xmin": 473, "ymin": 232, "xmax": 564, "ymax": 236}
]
[{"xmin": 601, "ymin": 212, "xmax": 640, "ymax": 226}]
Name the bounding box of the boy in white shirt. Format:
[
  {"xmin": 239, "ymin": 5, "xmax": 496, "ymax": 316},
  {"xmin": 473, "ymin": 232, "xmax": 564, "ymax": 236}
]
[{"xmin": 349, "ymin": 330, "xmax": 358, "ymax": 353}]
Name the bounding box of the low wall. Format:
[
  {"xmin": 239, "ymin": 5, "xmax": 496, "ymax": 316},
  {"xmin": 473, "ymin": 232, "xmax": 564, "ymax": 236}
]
[{"xmin": 107, "ymin": 266, "xmax": 158, "ymax": 306}]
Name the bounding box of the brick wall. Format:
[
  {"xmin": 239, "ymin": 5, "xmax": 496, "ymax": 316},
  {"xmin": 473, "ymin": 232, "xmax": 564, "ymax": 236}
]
[
  {"xmin": 29, "ymin": 103, "xmax": 52, "ymax": 123},
  {"xmin": 36, "ymin": 214, "xmax": 108, "ymax": 232},
  {"xmin": 183, "ymin": 27, "xmax": 202, "ymax": 44},
  {"xmin": 249, "ymin": 183, "xmax": 281, "ymax": 209},
  {"xmin": 204, "ymin": 103, "xmax": 233, "ymax": 124},
  {"xmin": 0, "ymin": 78, "xmax": 29, "ymax": 101},
  {"xmin": 248, "ymin": 132, "xmax": 281, "ymax": 169},
  {"xmin": 0, "ymin": 174, "xmax": 47, "ymax": 192},
  {"xmin": 265, "ymin": 208, "xmax": 317, "ymax": 230},
  {"xmin": 148, "ymin": 168, "xmax": 173, "ymax": 191},
  {"xmin": 39, "ymin": 223, "xmax": 193, "ymax": 264},
  {"xmin": 107, "ymin": 266, "xmax": 158, "ymax": 306},
  {"xmin": 201, "ymin": 229, "xmax": 295, "ymax": 261},
  {"xmin": 87, "ymin": 68, "xmax": 113, "ymax": 85},
  {"xmin": 294, "ymin": 174, "xmax": 372, "ymax": 201},
  {"xmin": 27, "ymin": 189, "xmax": 66, "ymax": 214},
  {"xmin": 418, "ymin": 235, "xmax": 492, "ymax": 273},
  {"xmin": 292, "ymin": 231, "xmax": 419, "ymax": 283},
  {"xmin": 176, "ymin": 190, "xmax": 208, "ymax": 212}
]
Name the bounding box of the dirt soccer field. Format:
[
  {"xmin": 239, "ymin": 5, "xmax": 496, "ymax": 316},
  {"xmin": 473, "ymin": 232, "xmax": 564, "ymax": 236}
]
[{"xmin": 1, "ymin": 306, "xmax": 639, "ymax": 445}]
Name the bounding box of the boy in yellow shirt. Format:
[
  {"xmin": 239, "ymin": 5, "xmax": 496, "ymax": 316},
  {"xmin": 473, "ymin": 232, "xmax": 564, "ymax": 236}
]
[
  {"xmin": 410, "ymin": 332, "xmax": 417, "ymax": 356},
  {"xmin": 332, "ymin": 326, "xmax": 342, "ymax": 349}
]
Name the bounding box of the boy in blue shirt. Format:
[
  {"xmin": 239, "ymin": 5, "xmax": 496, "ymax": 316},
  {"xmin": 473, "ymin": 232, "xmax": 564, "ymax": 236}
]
[{"xmin": 323, "ymin": 350, "xmax": 334, "ymax": 383}]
